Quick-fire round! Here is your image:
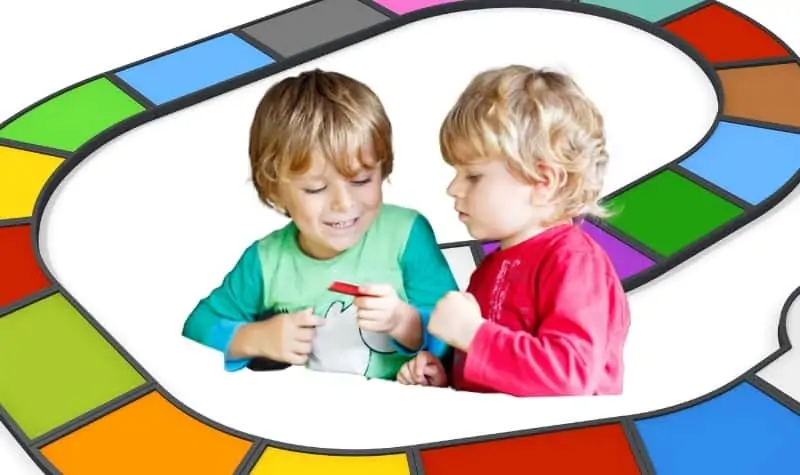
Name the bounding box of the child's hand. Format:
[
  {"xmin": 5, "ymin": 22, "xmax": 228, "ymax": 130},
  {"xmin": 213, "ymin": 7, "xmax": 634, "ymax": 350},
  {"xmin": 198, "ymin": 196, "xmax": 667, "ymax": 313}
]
[
  {"xmin": 428, "ymin": 291, "xmax": 484, "ymax": 351},
  {"xmin": 239, "ymin": 308, "xmax": 326, "ymax": 365},
  {"xmin": 397, "ymin": 351, "xmax": 448, "ymax": 387},
  {"xmin": 353, "ymin": 284, "xmax": 403, "ymax": 333}
]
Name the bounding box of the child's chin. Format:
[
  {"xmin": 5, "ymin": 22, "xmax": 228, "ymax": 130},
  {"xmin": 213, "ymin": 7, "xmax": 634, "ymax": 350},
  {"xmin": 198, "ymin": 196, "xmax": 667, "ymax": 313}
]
[{"xmin": 465, "ymin": 224, "xmax": 490, "ymax": 241}]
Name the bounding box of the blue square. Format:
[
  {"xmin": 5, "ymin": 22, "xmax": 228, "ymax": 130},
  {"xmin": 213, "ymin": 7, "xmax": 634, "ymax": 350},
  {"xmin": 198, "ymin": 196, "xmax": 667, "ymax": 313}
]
[
  {"xmin": 679, "ymin": 121, "xmax": 800, "ymax": 204},
  {"xmin": 116, "ymin": 33, "xmax": 275, "ymax": 105},
  {"xmin": 634, "ymin": 382, "xmax": 800, "ymax": 474}
]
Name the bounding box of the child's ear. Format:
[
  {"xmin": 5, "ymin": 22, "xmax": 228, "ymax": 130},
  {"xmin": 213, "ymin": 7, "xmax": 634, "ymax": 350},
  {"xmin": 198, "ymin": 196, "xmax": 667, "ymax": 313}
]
[{"xmin": 535, "ymin": 163, "xmax": 564, "ymax": 198}]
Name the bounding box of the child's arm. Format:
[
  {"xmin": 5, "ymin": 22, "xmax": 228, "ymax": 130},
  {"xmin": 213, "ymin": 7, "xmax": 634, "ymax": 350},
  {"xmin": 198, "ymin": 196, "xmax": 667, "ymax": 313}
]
[
  {"xmin": 181, "ymin": 241, "xmax": 264, "ymax": 372},
  {"xmin": 391, "ymin": 214, "xmax": 460, "ymax": 358},
  {"xmin": 461, "ymin": 250, "xmax": 624, "ymax": 397}
]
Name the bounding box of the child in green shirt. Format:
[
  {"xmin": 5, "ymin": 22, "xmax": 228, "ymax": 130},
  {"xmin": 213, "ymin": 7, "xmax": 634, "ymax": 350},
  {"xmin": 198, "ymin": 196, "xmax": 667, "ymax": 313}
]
[{"xmin": 181, "ymin": 69, "xmax": 458, "ymax": 380}]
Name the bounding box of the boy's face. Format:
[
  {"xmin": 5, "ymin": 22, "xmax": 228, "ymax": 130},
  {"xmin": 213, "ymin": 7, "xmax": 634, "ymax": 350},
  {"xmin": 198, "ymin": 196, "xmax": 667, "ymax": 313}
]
[
  {"xmin": 278, "ymin": 149, "xmax": 383, "ymax": 260},
  {"xmin": 446, "ymin": 157, "xmax": 551, "ymax": 248}
]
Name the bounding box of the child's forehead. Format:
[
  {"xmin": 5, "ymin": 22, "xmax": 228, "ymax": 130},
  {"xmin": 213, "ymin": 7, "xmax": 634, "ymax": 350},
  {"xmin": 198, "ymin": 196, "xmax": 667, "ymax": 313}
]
[
  {"xmin": 293, "ymin": 153, "xmax": 374, "ymax": 180},
  {"xmin": 454, "ymin": 154, "xmax": 494, "ymax": 169}
]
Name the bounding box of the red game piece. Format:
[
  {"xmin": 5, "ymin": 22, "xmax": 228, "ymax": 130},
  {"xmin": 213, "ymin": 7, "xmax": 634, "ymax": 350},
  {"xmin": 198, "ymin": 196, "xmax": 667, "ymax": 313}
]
[{"xmin": 328, "ymin": 281, "xmax": 363, "ymax": 296}]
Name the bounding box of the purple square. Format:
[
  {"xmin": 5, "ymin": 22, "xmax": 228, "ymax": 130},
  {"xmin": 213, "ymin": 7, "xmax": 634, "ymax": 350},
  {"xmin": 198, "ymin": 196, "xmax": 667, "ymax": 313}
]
[
  {"xmin": 581, "ymin": 221, "xmax": 654, "ymax": 280},
  {"xmin": 482, "ymin": 241, "xmax": 500, "ymax": 256}
]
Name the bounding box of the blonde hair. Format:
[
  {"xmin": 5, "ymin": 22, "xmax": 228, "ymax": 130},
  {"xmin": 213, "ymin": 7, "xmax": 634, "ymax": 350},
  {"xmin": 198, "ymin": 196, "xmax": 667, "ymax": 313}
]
[
  {"xmin": 440, "ymin": 65, "xmax": 611, "ymax": 223},
  {"xmin": 249, "ymin": 69, "xmax": 393, "ymax": 213}
]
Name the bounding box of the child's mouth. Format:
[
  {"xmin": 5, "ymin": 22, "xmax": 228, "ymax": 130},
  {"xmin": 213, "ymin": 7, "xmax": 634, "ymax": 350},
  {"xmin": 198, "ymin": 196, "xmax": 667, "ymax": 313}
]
[{"xmin": 325, "ymin": 217, "xmax": 359, "ymax": 229}]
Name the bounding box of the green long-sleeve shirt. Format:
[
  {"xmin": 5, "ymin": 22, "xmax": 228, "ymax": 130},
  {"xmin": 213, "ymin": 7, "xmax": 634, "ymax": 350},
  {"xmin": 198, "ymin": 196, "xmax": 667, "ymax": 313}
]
[{"xmin": 182, "ymin": 204, "xmax": 459, "ymax": 380}]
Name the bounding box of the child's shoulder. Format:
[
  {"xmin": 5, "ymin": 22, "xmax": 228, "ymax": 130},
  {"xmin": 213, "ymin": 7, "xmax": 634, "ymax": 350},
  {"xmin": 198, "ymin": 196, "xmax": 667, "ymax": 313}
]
[
  {"xmin": 254, "ymin": 221, "xmax": 297, "ymax": 252},
  {"xmin": 365, "ymin": 204, "xmax": 439, "ymax": 260},
  {"xmin": 541, "ymin": 223, "xmax": 616, "ymax": 272},
  {"xmin": 371, "ymin": 203, "xmax": 429, "ymax": 235},
  {"xmin": 377, "ymin": 203, "xmax": 424, "ymax": 223}
]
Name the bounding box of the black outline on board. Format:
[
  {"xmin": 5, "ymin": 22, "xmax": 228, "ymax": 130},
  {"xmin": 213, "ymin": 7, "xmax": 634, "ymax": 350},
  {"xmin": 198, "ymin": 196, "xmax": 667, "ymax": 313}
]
[
  {"xmin": 0, "ymin": 0, "xmax": 798, "ymax": 473},
  {"xmin": 0, "ymin": 138, "xmax": 71, "ymax": 160},
  {"xmin": 0, "ymin": 217, "xmax": 31, "ymax": 229},
  {"xmin": 654, "ymin": 0, "xmax": 716, "ymax": 26}
]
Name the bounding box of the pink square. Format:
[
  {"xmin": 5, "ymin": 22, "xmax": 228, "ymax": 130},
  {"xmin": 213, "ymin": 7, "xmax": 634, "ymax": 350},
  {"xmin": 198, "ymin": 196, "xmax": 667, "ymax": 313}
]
[{"xmin": 373, "ymin": 0, "xmax": 461, "ymax": 15}]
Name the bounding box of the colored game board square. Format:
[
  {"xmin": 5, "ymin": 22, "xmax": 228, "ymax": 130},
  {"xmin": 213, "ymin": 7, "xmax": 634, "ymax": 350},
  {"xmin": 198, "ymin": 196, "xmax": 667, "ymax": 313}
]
[
  {"xmin": 581, "ymin": 221, "xmax": 655, "ymax": 280},
  {"xmin": 603, "ymin": 170, "xmax": 743, "ymax": 257},
  {"xmin": 634, "ymin": 382, "xmax": 800, "ymax": 474},
  {"xmin": 0, "ymin": 146, "xmax": 63, "ymax": 220},
  {"xmin": 115, "ymin": 34, "xmax": 275, "ymax": 106},
  {"xmin": 581, "ymin": 0, "xmax": 706, "ymax": 23},
  {"xmin": 241, "ymin": 0, "xmax": 389, "ymax": 58},
  {"xmin": 717, "ymin": 62, "xmax": 800, "ymax": 128},
  {"xmin": 441, "ymin": 244, "xmax": 477, "ymax": 290},
  {"xmin": 40, "ymin": 391, "xmax": 253, "ymax": 474},
  {"xmin": 0, "ymin": 224, "xmax": 50, "ymax": 309},
  {"xmin": 482, "ymin": 241, "xmax": 500, "ymax": 256},
  {"xmin": 662, "ymin": 3, "xmax": 790, "ymax": 64},
  {"xmin": 250, "ymin": 447, "xmax": 410, "ymax": 474},
  {"xmin": 679, "ymin": 121, "xmax": 800, "ymax": 205},
  {"xmin": 0, "ymin": 77, "xmax": 146, "ymax": 153},
  {"xmin": 0, "ymin": 293, "xmax": 145, "ymax": 439},
  {"xmin": 420, "ymin": 423, "xmax": 640, "ymax": 474},
  {"xmin": 373, "ymin": 0, "xmax": 461, "ymax": 15}
]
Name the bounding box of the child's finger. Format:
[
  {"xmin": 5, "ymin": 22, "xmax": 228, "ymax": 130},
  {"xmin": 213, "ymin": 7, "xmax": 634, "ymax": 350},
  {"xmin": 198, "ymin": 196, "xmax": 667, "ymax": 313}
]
[
  {"xmin": 291, "ymin": 340, "xmax": 312, "ymax": 355},
  {"xmin": 358, "ymin": 284, "xmax": 388, "ymax": 297},
  {"xmin": 294, "ymin": 311, "xmax": 325, "ymax": 327},
  {"xmin": 357, "ymin": 320, "xmax": 380, "ymax": 333},
  {"xmin": 414, "ymin": 362, "xmax": 430, "ymax": 384},
  {"xmin": 423, "ymin": 365, "xmax": 439, "ymax": 377},
  {"xmin": 357, "ymin": 284, "xmax": 376, "ymax": 295},
  {"xmin": 423, "ymin": 365, "xmax": 447, "ymax": 386},
  {"xmin": 286, "ymin": 351, "xmax": 309, "ymax": 365},
  {"xmin": 353, "ymin": 296, "xmax": 378, "ymax": 310},
  {"xmin": 356, "ymin": 309, "xmax": 383, "ymax": 323},
  {"xmin": 397, "ymin": 365, "xmax": 413, "ymax": 384},
  {"xmin": 415, "ymin": 360, "xmax": 427, "ymax": 379},
  {"xmin": 295, "ymin": 327, "xmax": 316, "ymax": 342}
]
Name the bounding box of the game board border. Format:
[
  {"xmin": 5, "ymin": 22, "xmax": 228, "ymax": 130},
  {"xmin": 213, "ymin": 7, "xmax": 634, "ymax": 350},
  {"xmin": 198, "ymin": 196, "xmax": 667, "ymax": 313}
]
[{"xmin": 1, "ymin": 1, "xmax": 799, "ymax": 473}]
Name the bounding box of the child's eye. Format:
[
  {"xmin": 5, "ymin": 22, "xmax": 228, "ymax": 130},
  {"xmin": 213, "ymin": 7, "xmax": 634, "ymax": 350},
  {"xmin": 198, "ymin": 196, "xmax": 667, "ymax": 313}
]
[
  {"xmin": 303, "ymin": 186, "xmax": 326, "ymax": 194},
  {"xmin": 467, "ymin": 174, "xmax": 481, "ymax": 182},
  {"xmin": 351, "ymin": 177, "xmax": 372, "ymax": 186}
]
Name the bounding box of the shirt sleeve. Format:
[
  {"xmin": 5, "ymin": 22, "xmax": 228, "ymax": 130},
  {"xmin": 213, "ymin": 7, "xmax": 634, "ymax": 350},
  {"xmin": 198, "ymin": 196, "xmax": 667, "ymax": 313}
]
[
  {"xmin": 392, "ymin": 214, "xmax": 460, "ymax": 359},
  {"xmin": 181, "ymin": 240, "xmax": 265, "ymax": 372},
  {"xmin": 462, "ymin": 249, "xmax": 617, "ymax": 396}
]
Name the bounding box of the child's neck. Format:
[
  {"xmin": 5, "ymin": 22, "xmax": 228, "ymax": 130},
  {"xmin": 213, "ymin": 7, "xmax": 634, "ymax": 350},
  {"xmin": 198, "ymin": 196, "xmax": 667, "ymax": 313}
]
[
  {"xmin": 499, "ymin": 217, "xmax": 573, "ymax": 250},
  {"xmin": 296, "ymin": 232, "xmax": 345, "ymax": 261}
]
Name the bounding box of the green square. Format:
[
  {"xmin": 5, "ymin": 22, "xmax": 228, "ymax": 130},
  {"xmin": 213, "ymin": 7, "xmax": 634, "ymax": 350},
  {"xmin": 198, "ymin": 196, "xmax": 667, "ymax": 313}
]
[
  {"xmin": 603, "ymin": 169, "xmax": 744, "ymax": 257},
  {"xmin": 0, "ymin": 77, "xmax": 146, "ymax": 152},
  {"xmin": 0, "ymin": 293, "xmax": 146, "ymax": 439}
]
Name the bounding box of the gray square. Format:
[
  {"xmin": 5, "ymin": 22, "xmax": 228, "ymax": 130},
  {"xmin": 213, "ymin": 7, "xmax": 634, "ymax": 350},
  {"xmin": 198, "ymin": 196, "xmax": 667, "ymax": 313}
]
[{"xmin": 242, "ymin": 0, "xmax": 390, "ymax": 58}]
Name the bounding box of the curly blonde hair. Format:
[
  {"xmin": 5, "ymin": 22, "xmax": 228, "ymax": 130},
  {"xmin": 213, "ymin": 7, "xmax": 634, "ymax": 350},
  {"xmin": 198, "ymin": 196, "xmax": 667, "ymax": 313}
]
[
  {"xmin": 440, "ymin": 65, "xmax": 611, "ymax": 224},
  {"xmin": 249, "ymin": 69, "xmax": 393, "ymax": 213}
]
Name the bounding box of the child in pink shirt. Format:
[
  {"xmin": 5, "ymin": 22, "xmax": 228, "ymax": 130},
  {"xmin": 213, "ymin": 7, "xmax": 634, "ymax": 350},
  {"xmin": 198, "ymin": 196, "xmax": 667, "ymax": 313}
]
[{"xmin": 397, "ymin": 65, "xmax": 631, "ymax": 397}]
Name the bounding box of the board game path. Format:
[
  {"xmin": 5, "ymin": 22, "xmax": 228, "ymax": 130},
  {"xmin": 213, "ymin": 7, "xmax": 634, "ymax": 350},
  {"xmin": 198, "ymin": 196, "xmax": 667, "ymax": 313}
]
[{"xmin": 0, "ymin": 1, "xmax": 798, "ymax": 473}]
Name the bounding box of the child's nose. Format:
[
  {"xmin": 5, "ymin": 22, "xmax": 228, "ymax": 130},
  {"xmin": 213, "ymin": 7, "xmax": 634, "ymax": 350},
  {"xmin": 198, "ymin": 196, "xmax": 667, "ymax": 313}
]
[
  {"xmin": 446, "ymin": 179, "xmax": 462, "ymax": 198},
  {"xmin": 331, "ymin": 189, "xmax": 353, "ymax": 212}
]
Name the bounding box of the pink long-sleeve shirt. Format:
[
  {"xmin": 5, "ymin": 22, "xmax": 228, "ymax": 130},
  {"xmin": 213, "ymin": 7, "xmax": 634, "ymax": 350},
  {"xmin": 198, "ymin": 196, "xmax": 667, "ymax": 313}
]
[{"xmin": 450, "ymin": 223, "xmax": 631, "ymax": 397}]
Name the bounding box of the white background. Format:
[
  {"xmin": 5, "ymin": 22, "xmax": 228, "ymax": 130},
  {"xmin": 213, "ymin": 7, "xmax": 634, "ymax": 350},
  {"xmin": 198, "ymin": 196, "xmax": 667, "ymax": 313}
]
[{"xmin": 1, "ymin": 0, "xmax": 799, "ymax": 472}]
